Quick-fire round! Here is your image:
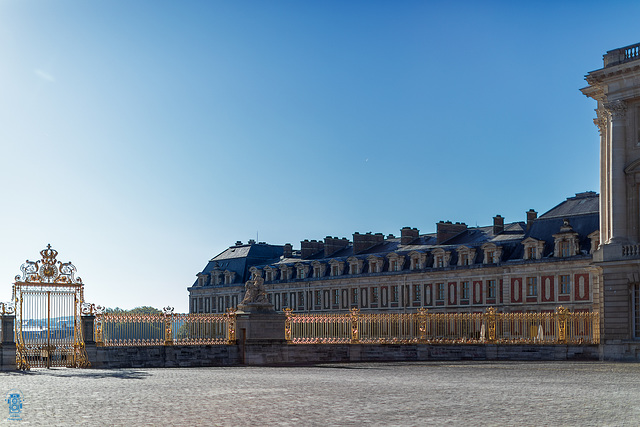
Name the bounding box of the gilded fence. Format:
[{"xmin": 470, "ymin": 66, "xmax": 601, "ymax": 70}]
[
  {"xmin": 96, "ymin": 308, "xmax": 236, "ymax": 346},
  {"xmin": 284, "ymin": 307, "xmax": 600, "ymax": 345}
]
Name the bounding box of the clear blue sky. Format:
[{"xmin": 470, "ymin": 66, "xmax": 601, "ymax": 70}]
[{"xmin": 0, "ymin": 1, "xmax": 637, "ymax": 312}]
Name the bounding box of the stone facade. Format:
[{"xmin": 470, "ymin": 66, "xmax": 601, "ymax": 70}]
[
  {"xmin": 582, "ymin": 42, "xmax": 640, "ymax": 359},
  {"xmin": 187, "ymin": 42, "xmax": 640, "ymax": 360},
  {"xmin": 189, "ymin": 192, "xmax": 600, "ymax": 316}
]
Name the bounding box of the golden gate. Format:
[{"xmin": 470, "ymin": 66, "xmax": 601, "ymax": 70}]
[{"xmin": 13, "ymin": 245, "xmax": 89, "ymax": 369}]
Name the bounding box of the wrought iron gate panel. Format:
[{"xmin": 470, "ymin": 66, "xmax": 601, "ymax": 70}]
[{"xmin": 13, "ymin": 245, "xmax": 89, "ymax": 370}]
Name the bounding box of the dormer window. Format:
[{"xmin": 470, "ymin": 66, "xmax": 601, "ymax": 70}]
[
  {"xmin": 431, "ymin": 248, "xmax": 450, "ymax": 268},
  {"xmin": 197, "ymin": 274, "xmax": 209, "ymax": 287},
  {"xmin": 224, "ymin": 270, "xmax": 236, "ymax": 285},
  {"xmin": 481, "ymin": 243, "xmax": 502, "ymax": 264},
  {"xmin": 328, "ymin": 259, "xmax": 345, "ymax": 277},
  {"xmin": 311, "ymin": 261, "xmax": 326, "ymax": 278},
  {"xmin": 264, "ymin": 267, "xmax": 277, "ymax": 282},
  {"xmin": 456, "ymin": 246, "xmax": 476, "ymax": 266},
  {"xmin": 521, "ymin": 237, "xmax": 544, "ymax": 260},
  {"xmin": 280, "ymin": 265, "xmax": 293, "ymax": 281},
  {"xmin": 386, "ymin": 253, "xmax": 405, "ymax": 272},
  {"xmin": 295, "ymin": 263, "xmax": 309, "ymax": 280},
  {"xmin": 211, "ymin": 269, "xmax": 224, "ymax": 286},
  {"xmin": 347, "ymin": 257, "xmax": 364, "ymax": 275},
  {"xmin": 588, "ymin": 231, "xmax": 600, "ymax": 254},
  {"xmin": 552, "ymin": 219, "xmax": 580, "ymax": 258},
  {"xmin": 408, "ymin": 251, "xmax": 427, "ymax": 270},
  {"xmin": 367, "ymin": 255, "xmax": 384, "ymax": 273}
]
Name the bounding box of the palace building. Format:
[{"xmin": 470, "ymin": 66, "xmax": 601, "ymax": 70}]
[
  {"xmin": 188, "ymin": 191, "xmax": 600, "ymax": 315},
  {"xmin": 189, "ymin": 42, "xmax": 640, "ymax": 360}
]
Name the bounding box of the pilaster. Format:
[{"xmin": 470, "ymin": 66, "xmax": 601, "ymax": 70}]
[{"xmin": 604, "ymin": 100, "xmax": 628, "ymax": 244}]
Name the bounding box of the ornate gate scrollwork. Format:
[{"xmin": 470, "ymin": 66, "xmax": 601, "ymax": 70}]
[{"xmin": 13, "ymin": 244, "xmax": 89, "ymax": 370}]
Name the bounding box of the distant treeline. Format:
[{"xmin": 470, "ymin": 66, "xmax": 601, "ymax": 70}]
[{"xmin": 105, "ymin": 306, "xmax": 161, "ymax": 315}]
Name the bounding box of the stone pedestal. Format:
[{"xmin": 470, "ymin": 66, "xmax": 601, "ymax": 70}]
[
  {"xmin": 81, "ymin": 315, "xmax": 97, "ymax": 367},
  {"xmin": 235, "ymin": 304, "xmax": 286, "ymax": 342},
  {"xmin": 235, "ymin": 303, "xmax": 286, "ymax": 365},
  {"xmin": 2, "ymin": 315, "xmax": 14, "ymax": 344},
  {"xmin": 1, "ymin": 315, "xmax": 16, "ymax": 371},
  {"xmin": 82, "ymin": 315, "xmax": 95, "ymax": 344}
]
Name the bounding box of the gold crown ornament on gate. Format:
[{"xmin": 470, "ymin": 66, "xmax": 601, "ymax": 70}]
[{"xmin": 15, "ymin": 244, "xmax": 83, "ymax": 284}]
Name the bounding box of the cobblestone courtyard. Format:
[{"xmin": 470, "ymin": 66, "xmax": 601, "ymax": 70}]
[{"xmin": 1, "ymin": 361, "xmax": 640, "ymax": 426}]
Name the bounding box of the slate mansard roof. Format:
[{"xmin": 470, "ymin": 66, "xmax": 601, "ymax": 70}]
[
  {"xmin": 189, "ymin": 192, "xmax": 599, "ymax": 289},
  {"xmin": 192, "ymin": 242, "xmax": 284, "ymax": 287}
]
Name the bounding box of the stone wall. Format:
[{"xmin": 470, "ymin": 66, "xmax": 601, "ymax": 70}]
[
  {"xmin": 84, "ymin": 343, "xmax": 599, "ymax": 369},
  {"xmin": 93, "ymin": 345, "xmax": 240, "ymax": 369}
]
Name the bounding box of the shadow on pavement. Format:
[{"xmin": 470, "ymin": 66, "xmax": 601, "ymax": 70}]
[{"xmin": 2, "ymin": 368, "xmax": 151, "ymax": 380}]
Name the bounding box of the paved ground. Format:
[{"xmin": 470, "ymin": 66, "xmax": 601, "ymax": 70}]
[{"xmin": 1, "ymin": 361, "xmax": 639, "ymax": 426}]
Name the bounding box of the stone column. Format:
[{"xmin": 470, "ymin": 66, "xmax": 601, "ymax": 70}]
[
  {"xmin": 606, "ymin": 100, "xmax": 628, "ymax": 244},
  {"xmin": 82, "ymin": 315, "xmax": 97, "ymax": 367},
  {"xmin": 1, "ymin": 315, "xmax": 16, "ymax": 371},
  {"xmin": 82, "ymin": 315, "xmax": 95, "ymax": 344},
  {"xmin": 595, "ymin": 112, "xmax": 610, "ymax": 244}
]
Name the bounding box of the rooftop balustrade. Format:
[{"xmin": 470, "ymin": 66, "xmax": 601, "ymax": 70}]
[
  {"xmin": 604, "ymin": 42, "xmax": 640, "ymax": 67},
  {"xmin": 622, "ymin": 244, "xmax": 640, "ymax": 257}
]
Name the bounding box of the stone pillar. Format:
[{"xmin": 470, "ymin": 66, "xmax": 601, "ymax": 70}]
[
  {"xmin": 82, "ymin": 315, "xmax": 97, "ymax": 367},
  {"xmin": 595, "ymin": 113, "xmax": 610, "ymax": 244},
  {"xmin": 1, "ymin": 315, "xmax": 16, "ymax": 371},
  {"xmin": 235, "ymin": 305, "xmax": 286, "ymax": 343},
  {"xmin": 605, "ymin": 101, "xmax": 628, "ymax": 244},
  {"xmin": 235, "ymin": 304, "xmax": 286, "ymax": 366},
  {"xmin": 82, "ymin": 315, "xmax": 95, "ymax": 344}
]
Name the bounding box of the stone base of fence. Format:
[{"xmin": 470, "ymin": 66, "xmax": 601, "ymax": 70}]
[
  {"xmin": 91, "ymin": 344, "xmax": 240, "ymax": 369},
  {"xmin": 78, "ymin": 343, "xmax": 599, "ymax": 369},
  {"xmin": 600, "ymin": 340, "xmax": 640, "ymax": 361},
  {"xmin": 0, "ymin": 342, "xmax": 606, "ymax": 370}
]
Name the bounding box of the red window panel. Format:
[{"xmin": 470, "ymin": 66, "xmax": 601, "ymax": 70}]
[
  {"xmin": 574, "ymin": 274, "xmax": 590, "ymax": 301},
  {"xmin": 448, "ymin": 282, "xmax": 457, "ymax": 305},
  {"xmin": 473, "ymin": 280, "xmax": 483, "ymax": 304},
  {"xmin": 511, "ymin": 278, "xmax": 523, "ymax": 303},
  {"xmin": 542, "ymin": 276, "xmax": 555, "ymax": 302}
]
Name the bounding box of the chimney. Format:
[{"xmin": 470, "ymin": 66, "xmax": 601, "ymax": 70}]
[
  {"xmin": 353, "ymin": 232, "xmax": 385, "ymax": 254},
  {"xmin": 527, "ymin": 209, "xmax": 537, "ymax": 230},
  {"xmin": 324, "ymin": 236, "xmax": 350, "ymax": 257},
  {"xmin": 283, "ymin": 243, "xmax": 293, "ymax": 258},
  {"xmin": 493, "ymin": 215, "xmax": 504, "ymax": 235},
  {"xmin": 401, "ymin": 227, "xmax": 419, "ymax": 245},
  {"xmin": 436, "ymin": 221, "xmax": 467, "ymax": 244},
  {"xmin": 300, "ymin": 239, "xmax": 324, "ymax": 259}
]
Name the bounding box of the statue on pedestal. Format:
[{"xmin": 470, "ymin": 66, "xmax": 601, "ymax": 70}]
[
  {"xmin": 241, "ymin": 275, "xmax": 268, "ymax": 305},
  {"xmin": 237, "ymin": 273, "xmax": 274, "ymax": 313}
]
